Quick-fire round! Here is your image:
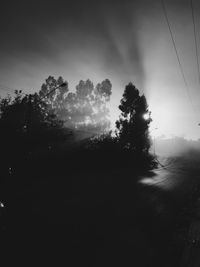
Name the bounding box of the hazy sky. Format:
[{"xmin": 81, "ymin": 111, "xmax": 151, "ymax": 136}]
[{"xmin": 1, "ymin": 0, "xmax": 200, "ymax": 139}]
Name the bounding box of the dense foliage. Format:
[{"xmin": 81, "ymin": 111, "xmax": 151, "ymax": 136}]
[
  {"xmin": 0, "ymin": 79, "xmax": 154, "ymax": 169},
  {"xmin": 116, "ymin": 83, "xmax": 152, "ymax": 153},
  {"xmin": 0, "ymin": 90, "xmax": 67, "ymax": 158}
]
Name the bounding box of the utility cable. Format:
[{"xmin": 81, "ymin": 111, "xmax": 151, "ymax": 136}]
[
  {"xmin": 161, "ymin": 0, "xmax": 198, "ymax": 121},
  {"xmin": 190, "ymin": 0, "xmax": 200, "ymax": 93}
]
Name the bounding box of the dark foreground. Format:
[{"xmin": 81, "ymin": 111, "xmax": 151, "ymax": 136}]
[{"xmin": 1, "ymin": 149, "xmax": 200, "ymax": 266}]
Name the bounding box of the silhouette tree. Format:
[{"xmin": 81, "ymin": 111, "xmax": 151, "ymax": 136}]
[{"xmin": 116, "ymin": 83, "xmax": 151, "ymax": 153}]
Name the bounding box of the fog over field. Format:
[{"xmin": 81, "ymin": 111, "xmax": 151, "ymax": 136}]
[{"xmin": 154, "ymin": 136, "xmax": 200, "ymax": 157}]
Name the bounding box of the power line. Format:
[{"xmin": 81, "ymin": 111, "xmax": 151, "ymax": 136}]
[
  {"xmin": 161, "ymin": 0, "xmax": 198, "ymax": 120},
  {"xmin": 190, "ymin": 0, "xmax": 200, "ymax": 87}
]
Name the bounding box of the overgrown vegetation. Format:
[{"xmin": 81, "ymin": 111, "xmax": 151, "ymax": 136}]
[
  {"xmin": 0, "ymin": 77, "xmax": 155, "ymax": 171},
  {"xmin": 1, "ymin": 78, "xmax": 183, "ymax": 267}
]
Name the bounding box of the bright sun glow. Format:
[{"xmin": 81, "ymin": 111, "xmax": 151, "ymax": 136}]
[
  {"xmin": 149, "ymin": 105, "xmax": 176, "ymax": 138},
  {"xmin": 143, "ymin": 113, "xmax": 149, "ymax": 120}
]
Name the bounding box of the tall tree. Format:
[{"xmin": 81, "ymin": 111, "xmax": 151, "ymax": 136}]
[
  {"xmin": 39, "ymin": 76, "xmax": 112, "ymax": 133},
  {"xmin": 93, "ymin": 79, "xmax": 112, "ymax": 132},
  {"xmin": 39, "ymin": 75, "xmax": 68, "ymax": 120},
  {"xmin": 116, "ymin": 83, "xmax": 151, "ymax": 153},
  {"xmin": 63, "ymin": 78, "xmax": 112, "ymax": 132},
  {"xmin": 67, "ymin": 79, "xmax": 94, "ymax": 127}
]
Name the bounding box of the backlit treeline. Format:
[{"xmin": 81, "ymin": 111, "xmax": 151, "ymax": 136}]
[{"xmin": 39, "ymin": 76, "xmax": 112, "ymax": 133}]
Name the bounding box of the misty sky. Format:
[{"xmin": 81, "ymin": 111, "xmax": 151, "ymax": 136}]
[{"xmin": 1, "ymin": 0, "xmax": 200, "ymax": 139}]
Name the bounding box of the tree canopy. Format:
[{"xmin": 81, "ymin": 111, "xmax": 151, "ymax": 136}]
[
  {"xmin": 116, "ymin": 83, "xmax": 151, "ymax": 153},
  {"xmin": 39, "ymin": 76, "xmax": 69, "ymax": 119},
  {"xmin": 39, "ymin": 76, "xmax": 112, "ymax": 133}
]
